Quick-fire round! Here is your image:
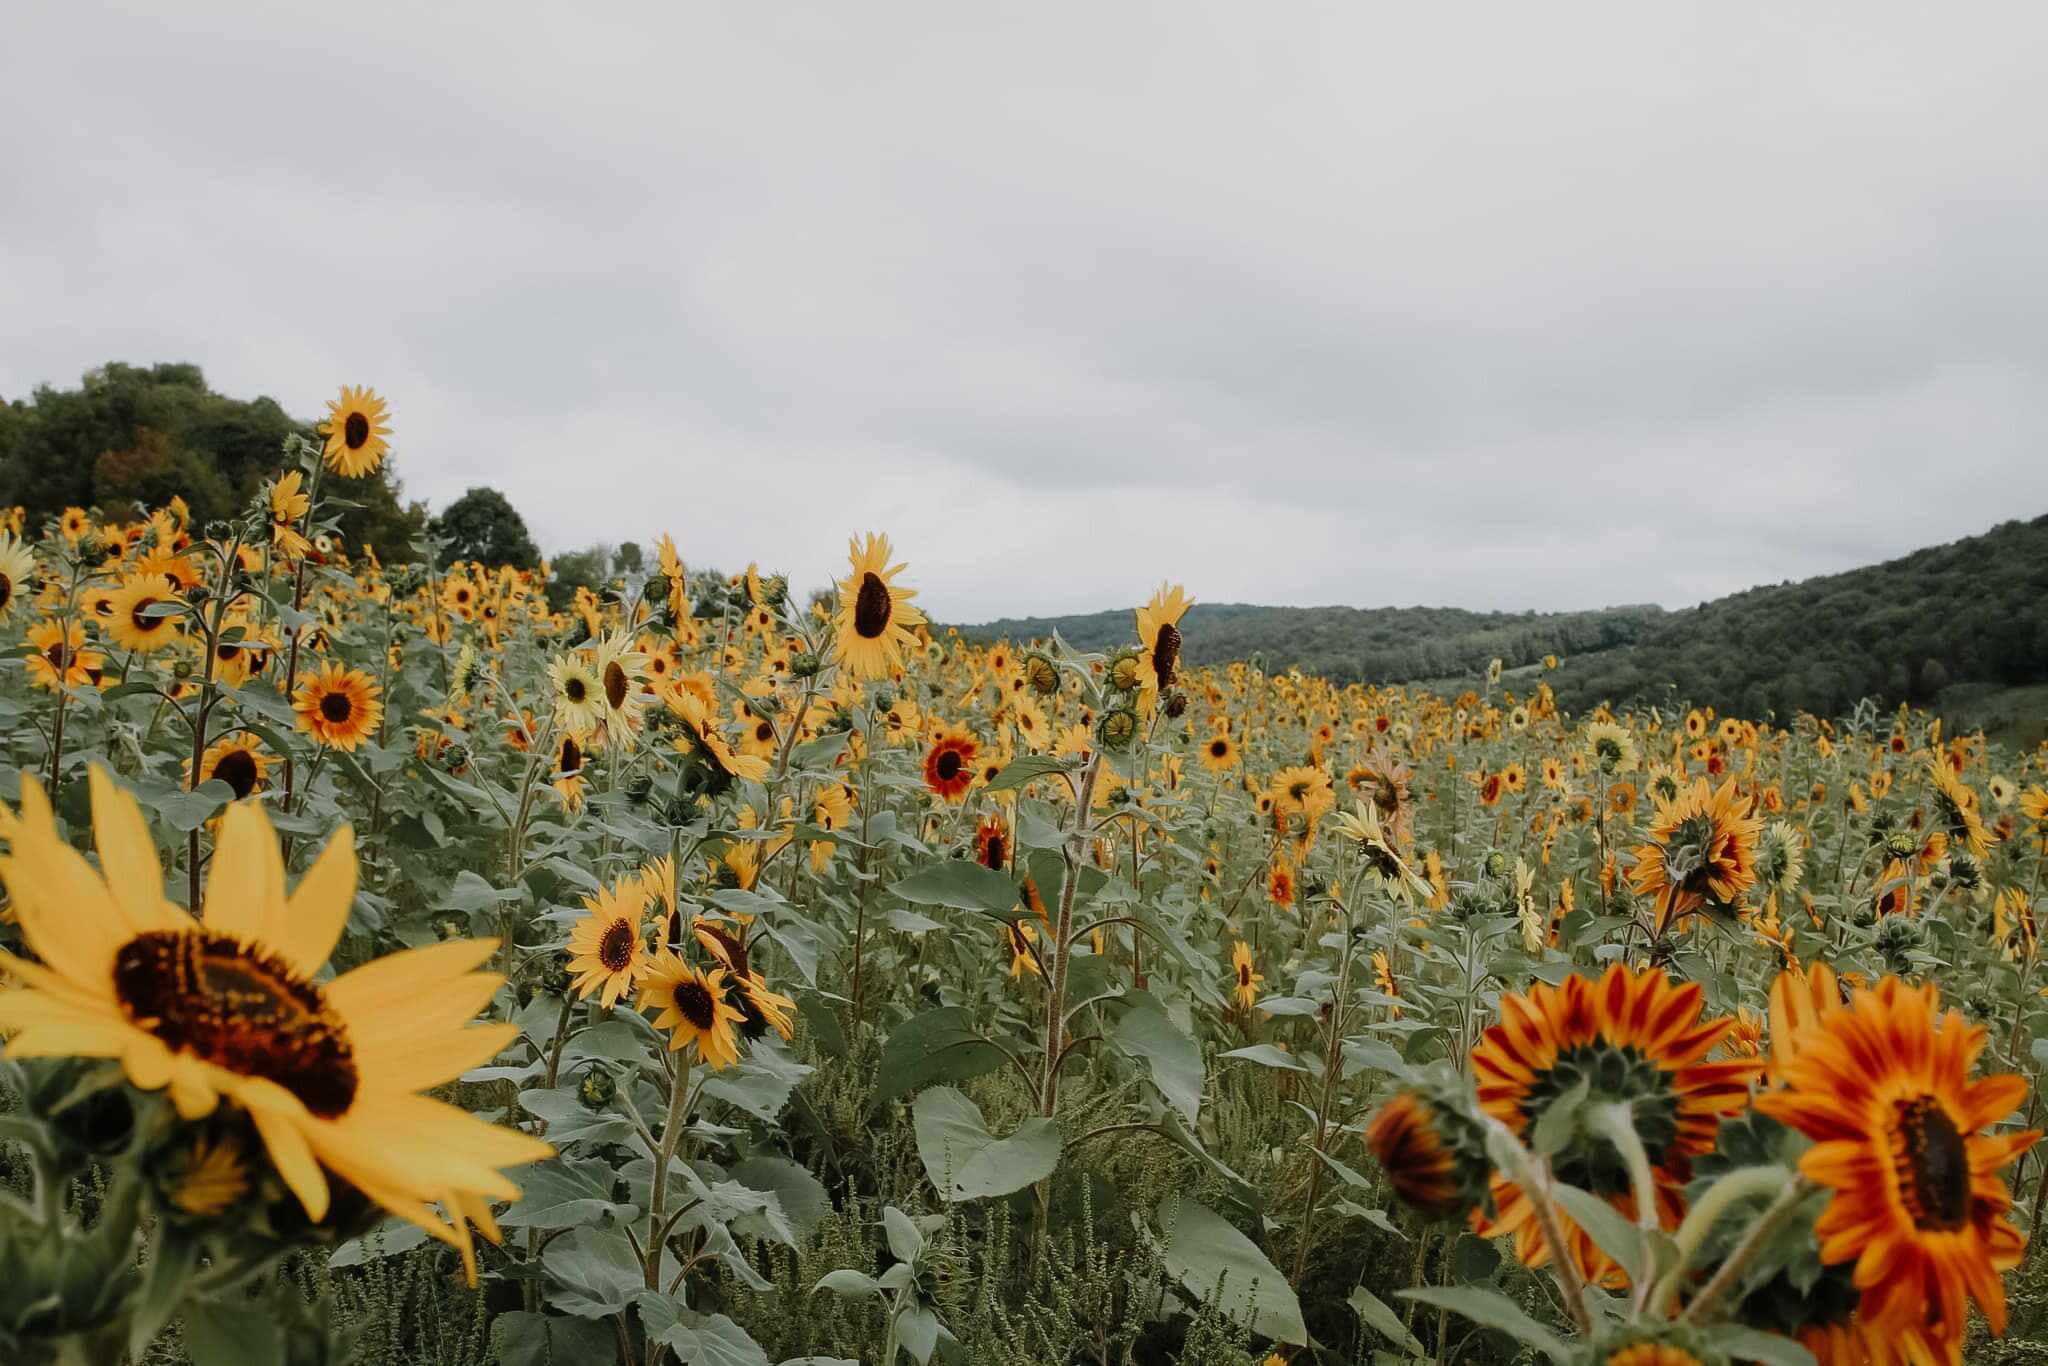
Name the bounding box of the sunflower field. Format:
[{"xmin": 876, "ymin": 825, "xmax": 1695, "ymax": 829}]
[{"xmin": 1, "ymin": 394, "xmax": 2047, "ymax": 1366}]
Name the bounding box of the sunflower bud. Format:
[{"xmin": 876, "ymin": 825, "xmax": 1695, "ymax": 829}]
[
  {"xmin": 1106, "ymin": 649, "xmax": 1143, "ymax": 694},
  {"xmin": 577, "ymin": 1066, "xmax": 618, "ymax": 1111},
  {"xmin": 625, "ymin": 773, "xmax": 655, "ymax": 805},
  {"xmin": 1162, "ymin": 689, "xmax": 1188, "ymax": 719},
  {"xmin": 790, "ymin": 650, "xmax": 824, "ymax": 679},
  {"xmin": 760, "ymin": 573, "xmax": 790, "ymax": 609},
  {"xmin": 541, "ymin": 951, "xmax": 573, "ymax": 996},
  {"xmin": 1023, "ymin": 652, "xmax": 1059, "ymax": 697},
  {"xmin": 1483, "ymin": 850, "xmax": 1508, "ymax": 879}
]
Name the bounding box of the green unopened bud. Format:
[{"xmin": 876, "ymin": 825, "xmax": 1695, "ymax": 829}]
[
  {"xmin": 1106, "ymin": 649, "xmax": 1143, "ymax": 694},
  {"xmin": 1023, "ymin": 652, "xmax": 1059, "ymax": 697},
  {"xmin": 1098, "ymin": 706, "xmax": 1140, "ymax": 750},
  {"xmin": 577, "ymin": 1067, "xmax": 618, "ymax": 1111}
]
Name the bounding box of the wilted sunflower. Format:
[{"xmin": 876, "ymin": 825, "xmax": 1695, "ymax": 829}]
[
  {"xmin": 1627, "ymin": 777, "xmax": 1763, "ymax": 933},
  {"xmin": 320, "ymin": 385, "xmax": 392, "ymax": 477},
  {"xmin": 639, "ymin": 952, "xmax": 745, "ymax": 1070},
  {"xmin": 1229, "ymin": 939, "xmax": 1262, "ymax": 1009},
  {"xmin": 106, "ymin": 574, "xmax": 184, "ymax": 653},
  {"xmin": 0, "ymin": 770, "xmax": 550, "ymax": 1280},
  {"xmin": 1469, "ymin": 964, "xmax": 1760, "ymax": 1288},
  {"xmin": 1004, "ymin": 920, "xmax": 1042, "ymax": 978},
  {"xmin": 293, "ymin": 662, "xmax": 385, "ymax": 751},
  {"xmin": 832, "ymin": 532, "xmax": 925, "ymax": 680},
  {"xmin": 668, "ymin": 687, "xmax": 771, "ymax": 785},
  {"xmin": 189, "ymin": 732, "xmax": 272, "ymax": 801},
  {"xmin": 1756, "ymin": 977, "xmax": 2037, "ymax": 1346},
  {"xmin": 566, "ymin": 876, "xmax": 653, "ymax": 1008},
  {"xmin": 922, "ymin": 725, "xmax": 979, "ymax": 802},
  {"xmin": 0, "ymin": 531, "xmax": 33, "ymax": 622},
  {"xmin": 1134, "ymin": 582, "xmax": 1193, "ymax": 714},
  {"xmin": 690, "ymin": 920, "xmax": 795, "ymax": 1042}
]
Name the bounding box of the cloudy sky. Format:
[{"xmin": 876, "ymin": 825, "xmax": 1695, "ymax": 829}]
[{"xmin": 5, "ymin": 3, "xmax": 2046, "ymax": 621}]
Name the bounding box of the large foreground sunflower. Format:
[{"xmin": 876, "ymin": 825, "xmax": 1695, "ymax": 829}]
[
  {"xmin": 320, "ymin": 385, "xmax": 393, "ymax": 478},
  {"xmin": 1756, "ymin": 977, "xmax": 2037, "ymax": 1346},
  {"xmin": 0, "ymin": 770, "xmax": 549, "ymax": 1279},
  {"xmin": 832, "ymin": 533, "xmax": 925, "ymax": 681},
  {"xmin": 1469, "ymin": 964, "xmax": 1760, "ymax": 1287}
]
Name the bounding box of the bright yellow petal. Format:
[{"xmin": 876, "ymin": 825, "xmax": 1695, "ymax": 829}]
[
  {"xmin": 201, "ymin": 801, "xmax": 287, "ymax": 945},
  {"xmin": 273, "ymin": 824, "xmax": 358, "ymax": 975},
  {"xmin": 88, "ymin": 767, "xmax": 186, "ymax": 934},
  {"xmin": 357, "ymin": 1022, "xmax": 520, "ymax": 1094},
  {"xmin": 239, "ymin": 1081, "xmax": 330, "ymax": 1221},
  {"xmin": 326, "ymin": 939, "xmax": 500, "ymax": 1019}
]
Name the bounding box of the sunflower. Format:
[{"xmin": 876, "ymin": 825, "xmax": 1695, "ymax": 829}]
[
  {"xmin": 549, "ymin": 653, "xmax": 604, "ymax": 735},
  {"xmin": 0, "ymin": 531, "xmax": 34, "ymax": 622},
  {"xmin": 1198, "ymin": 729, "xmax": 1239, "ymax": 774},
  {"xmin": 1601, "ymin": 1345, "xmax": 1704, "ymax": 1366},
  {"xmin": 320, "ymin": 385, "xmax": 392, "ymax": 477},
  {"xmin": 1003, "ymin": 920, "xmax": 1042, "ymax": 978},
  {"xmin": 1134, "ymin": 582, "xmax": 1193, "ymax": 714},
  {"xmin": 973, "ymin": 814, "xmax": 1010, "ymax": 871},
  {"xmin": 0, "ymin": 770, "xmax": 550, "ymax": 1281},
  {"xmin": 1627, "ymin": 777, "xmax": 1763, "ymax": 934},
  {"xmin": 832, "ymin": 533, "xmax": 925, "ymax": 681},
  {"xmin": 553, "ymin": 734, "xmax": 588, "ymax": 810},
  {"xmin": 1926, "ymin": 757, "xmax": 1996, "ymax": 859},
  {"xmin": 566, "ymin": 876, "xmax": 653, "ymax": 1009},
  {"xmin": 268, "ymin": 471, "xmax": 312, "ymax": 561},
  {"xmin": 59, "ymin": 507, "xmax": 92, "ymax": 543},
  {"xmin": 1329, "ymin": 801, "xmax": 1433, "ymax": 902},
  {"xmin": 1266, "ymin": 857, "xmax": 1297, "ymax": 909},
  {"xmin": 1756, "ymin": 977, "xmax": 2038, "ymax": 1344},
  {"xmin": 24, "ymin": 619, "xmax": 104, "ymax": 691},
  {"xmin": 1230, "ymin": 940, "xmax": 1262, "ymax": 1009},
  {"xmin": 668, "ymin": 687, "xmax": 771, "ymax": 785},
  {"xmin": 638, "ymin": 952, "xmax": 745, "ymax": 1070},
  {"xmin": 690, "ymin": 921, "xmax": 795, "ymax": 1042},
  {"xmin": 1372, "ymin": 950, "xmax": 1402, "ymax": 1016},
  {"xmin": 106, "ymin": 574, "xmax": 184, "ymax": 653},
  {"xmin": 189, "ymin": 732, "xmax": 272, "ymax": 801},
  {"xmin": 1367, "ymin": 1086, "xmax": 1493, "ymax": 1221},
  {"xmin": 1269, "ymin": 765, "xmax": 1336, "ymax": 837},
  {"xmin": 589, "ymin": 631, "xmax": 650, "ymax": 736},
  {"xmin": 923, "ymin": 726, "xmax": 979, "ymax": 802},
  {"xmin": 293, "ymin": 662, "xmax": 384, "ymax": 751},
  {"xmin": 1469, "ymin": 965, "xmax": 1761, "ymax": 1288}
]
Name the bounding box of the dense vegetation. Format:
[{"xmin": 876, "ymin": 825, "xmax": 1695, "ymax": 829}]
[{"xmin": 962, "ymin": 602, "xmax": 1668, "ymax": 686}]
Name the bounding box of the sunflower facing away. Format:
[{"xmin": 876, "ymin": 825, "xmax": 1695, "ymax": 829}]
[
  {"xmin": 832, "ymin": 533, "xmax": 926, "ymax": 680},
  {"xmin": 293, "ymin": 661, "xmax": 385, "ymax": 751},
  {"xmin": 0, "ymin": 769, "xmax": 550, "ymax": 1281},
  {"xmin": 320, "ymin": 385, "xmax": 392, "ymax": 478},
  {"xmin": 1627, "ymin": 776, "xmax": 1764, "ymax": 934},
  {"xmin": 1756, "ymin": 975, "xmax": 2038, "ymax": 1348},
  {"xmin": 1469, "ymin": 964, "xmax": 1760, "ymax": 1288}
]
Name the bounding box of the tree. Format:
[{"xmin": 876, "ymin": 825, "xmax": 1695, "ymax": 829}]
[{"xmin": 431, "ymin": 487, "xmax": 540, "ymax": 569}]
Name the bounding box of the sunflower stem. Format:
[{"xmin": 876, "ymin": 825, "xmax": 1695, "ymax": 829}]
[
  {"xmin": 1677, "ymin": 1173, "xmax": 1814, "ymax": 1326},
  {"xmin": 1651, "ymin": 1164, "xmax": 1790, "ymax": 1316}
]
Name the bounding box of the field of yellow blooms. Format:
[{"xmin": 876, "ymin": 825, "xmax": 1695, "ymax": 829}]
[{"xmin": 2, "ymin": 391, "xmax": 2047, "ymax": 1366}]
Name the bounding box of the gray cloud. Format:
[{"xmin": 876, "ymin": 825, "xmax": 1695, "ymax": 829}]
[{"xmin": 5, "ymin": 1, "xmax": 2046, "ymax": 621}]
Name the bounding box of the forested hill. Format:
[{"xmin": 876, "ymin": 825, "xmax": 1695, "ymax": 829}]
[
  {"xmin": 1546, "ymin": 514, "xmax": 2048, "ymax": 721},
  {"xmin": 958, "ymin": 602, "xmax": 1668, "ymax": 686}
]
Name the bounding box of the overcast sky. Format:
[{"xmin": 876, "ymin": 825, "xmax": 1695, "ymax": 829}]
[{"xmin": 5, "ymin": 4, "xmax": 2046, "ymax": 621}]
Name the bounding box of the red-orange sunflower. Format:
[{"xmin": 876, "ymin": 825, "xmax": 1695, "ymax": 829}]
[
  {"xmin": 1628, "ymin": 776, "xmax": 1763, "ymax": 934},
  {"xmin": 922, "ymin": 726, "xmax": 978, "ymax": 803}
]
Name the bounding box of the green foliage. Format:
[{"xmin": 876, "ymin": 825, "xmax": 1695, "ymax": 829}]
[
  {"xmin": 432, "ymin": 486, "xmax": 541, "ymax": 569},
  {"xmin": 0, "ymin": 361, "xmax": 427, "ymax": 559}
]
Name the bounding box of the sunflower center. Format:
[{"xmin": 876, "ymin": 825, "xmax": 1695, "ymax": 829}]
[
  {"xmin": 979, "ymin": 832, "xmax": 1007, "ymax": 869},
  {"xmin": 132, "ymin": 597, "xmax": 165, "ymax": 634},
  {"xmin": 597, "ymin": 919, "xmax": 637, "ymax": 974},
  {"xmin": 598, "ymin": 660, "xmax": 629, "ymax": 711},
  {"xmin": 1894, "ymin": 1096, "xmax": 1970, "ymax": 1231},
  {"xmin": 672, "ymin": 978, "xmax": 718, "ymax": 1031},
  {"xmin": 319, "ymin": 691, "xmax": 354, "ymax": 723},
  {"xmin": 113, "ymin": 930, "xmax": 358, "ymax": 1119},
  {"xmin": 853, "ymin": 572, "xmax": 892, "ymax": 639},
  {"xmin": 45, "ymin": 640, "xmax": 68, "ymax": 669},
  {"xmin": 1210, "ymin": 738, "xmax": 1228, "ymax": 758},
  {"xmin": 212, "ymin": 748, "xmax": 260, "ymax": 800},
  {"xmin": 0, "ymin": 573, "xmax": 12, "ymax": 610},
  {"xmin": 1151, "ymin": 621, "xmax": 1181, "ymax": 686},
  {"xmin": 935, "ymin": 750, "xmax": 964, "ymax": 781},
  {"xmin": 560, "ymin": 737, "xmax": 583, "ymax": 773},
  {"xmin": 565, "ymin": 677, "xmax": 587, "ymax": 703},
  {"xmin": 344, "ymin": 412, "xmax": 370, "ymax": 449}
]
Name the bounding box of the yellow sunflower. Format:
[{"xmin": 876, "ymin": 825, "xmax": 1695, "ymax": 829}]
[
  {"xmin": 0, "ymin": 531, "xmax": 34, "ymax": 623},
  {"xmin": 320, "ymin": 385, "xmax": 392, "ymax": 478},
  {"xmin": 0, "ymin": 769, "xmax": 550, "ymax": 1281},
  {"xmin": 293, "ymin": 662, "xmax": 384, "ymax": 751},
  {"xmin": 1134, "ymin": 581, "xmax": 1193, "ymax": 714},
  {"xmin": 831, "ymin": 532, "xmax": 925, "ymax": 681},
  {"xmin": 638, "ymin": 952, "xmax": 744, "ymax": 1070},
  {"xmin": 1627, "ymin": 776, "xmax": 1763, "ymax": 934},
  {"xmin": 188, "ymin": 732, "xmax": 272, "ymax": 801},
  {"xmin": 269, "ymin": 471, "xmax": 312, "ymax": 561},
  {"xmin": 549, "ymin": 652, "xmax": 604, "ymax": 735},
  {"xmin": 106, "ymin": 574, "xmax": 185, "ymax": 653},
  {"xmin": 1229, "ymin": 939, "xmax": 1262, "ymax": 1010},
  {"xmin": 566, "ymin": 875, "xmax": 653, "ymax": 1008}
]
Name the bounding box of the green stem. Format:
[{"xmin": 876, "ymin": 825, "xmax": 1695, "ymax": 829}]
[{"xmin": 1652, "ymin": 1164, "xmax": 1790, "ymax": 1314}]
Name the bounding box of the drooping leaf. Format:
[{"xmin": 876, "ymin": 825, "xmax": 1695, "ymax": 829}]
[{"xmin": 1157, "ymin": 1196, "xmax": 1307, "ymax": 1345}]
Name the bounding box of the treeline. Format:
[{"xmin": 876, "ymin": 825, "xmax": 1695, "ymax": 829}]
[
  {"xmin": 962, "ymin": 602, "xmax": 1668, "ymax": 686},
  {"xmin": 1547, "ymin": 514, "xmax": 2048, "ymax": 720},
  {"xmin": 0, "ymin": 362, "xmax": 425, "ymax": 557}
]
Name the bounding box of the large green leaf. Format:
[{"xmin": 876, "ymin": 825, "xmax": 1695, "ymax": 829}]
[
  {"xmin": 1158, "ymin": 1196, "xmax": 1307, "ymax": 1345},
  {"xmin": 875, "ymin": 1007, "xmax": 1009, "ymax": 1101},
  {"xmin": 1111, "ymin": 997, "xmax": 1204, "ymax": 1126},
  {"xmin": 490, "ymin": 1312, "xmax": 619, "ymax": 1366},
  {"xmin": 913, "ymin": 1086, "xmax": 1060, "ymax": 1201},
  {"xmin": 1397, "ymin": 1285, "xmax": 1570, "ymax": 1362},
  {"xmin": 1349, "ymin": 1284, "xmax": 1425, "ymax": 1356},
  {"xmin": 887, "ymin": 861, "xmax": 1020, "ymax": 915}
]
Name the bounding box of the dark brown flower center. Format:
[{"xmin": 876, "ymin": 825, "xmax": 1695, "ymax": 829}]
[
  {"xmin": 1895, "ymin": 1096, "xmax": 1970, "ymax": 1231},
  {"xmin": 672, "ymin": 978, "xmax": 717, "ymax": 1031},
  {"xmin": 319, "ymin": 690, "xmax": 353, "ymax": 724},
  {"xmin": 1209, "ymin": 738, "xmax": 1228, "ymax": 758},
  {"xmin": 344, "ymin": 412, "xmax": 370, "ymax": 449},
  {"xmin": 853, "ymin": 572, "xmax": 892, "ymax": 639},
  {"xmin": 1151, "ymin": 621, "xmax": 1180, "ymax": 686},
  {"xmin": 603, "ymin": 661, "xmax": 629, "ymax": 710},
  {"xmin": 560, "ymin": 737, "xmax": 582, "ymax": 773},
  {"xmin": 597, "ymin": 918, "xmax": 637, "ymax": 973},
  {"xmin": 0, "ymin": 573, "xmax": 12, "ymax": 611},
  {"xmin": 212, "ymin": 748, "xmax": 261, "ymax": 800},
  {"xmin": 113, "ymin": 930, "xmax": 357, "ymax": 1118},
  {"xmin": 978, "ymin": 831, "xmax": 1007, "ymax": 870},
  {"xmin": 565, "ymin": 676, "xmax": 587, "ymax": 703},
  {"xmin": 132, "ymin": 597, "xmax": 166, "ymax": 634},
  {"xmin": 935, "ymin": 750, "xmax": 964, "ymax": 781}
]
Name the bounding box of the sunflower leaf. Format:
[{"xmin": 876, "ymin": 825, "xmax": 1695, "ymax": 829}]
[
  {"xmin": 1396, "ymin": 1286, "xmax": 1570, "ymax": 1362},
  {"xmin": 1158, "ymin": 1195, "xmax": 1308, "ymax": 1345},
  {"xmin": 912, "ymin": 1086, "xmax": 1060, "ymax": 1201},
  {"xmin": 887, "ymin": 861, "xmax": 1019, "ymax": 916}
]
